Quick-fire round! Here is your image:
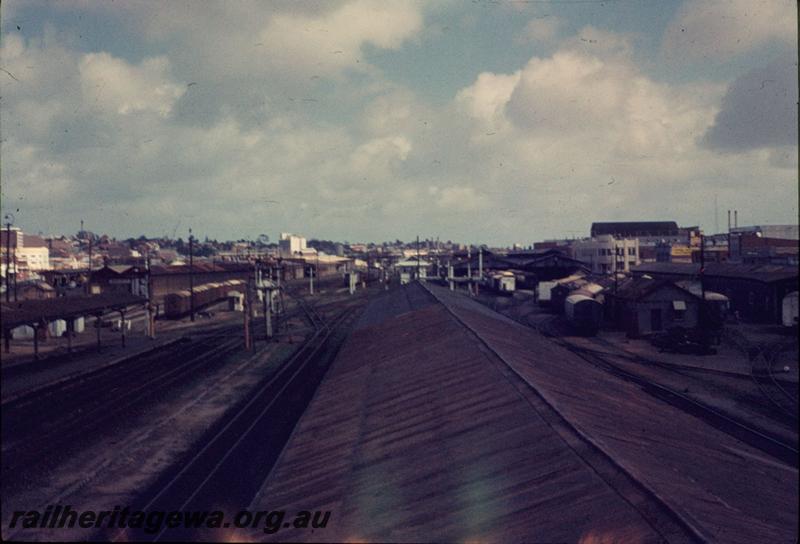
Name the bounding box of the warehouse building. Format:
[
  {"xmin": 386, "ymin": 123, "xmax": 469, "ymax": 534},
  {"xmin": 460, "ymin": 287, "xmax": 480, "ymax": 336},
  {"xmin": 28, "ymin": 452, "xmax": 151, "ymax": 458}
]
[{"xmin": 631, "ymin": 262, "xmax": 798, "ymax": 324}]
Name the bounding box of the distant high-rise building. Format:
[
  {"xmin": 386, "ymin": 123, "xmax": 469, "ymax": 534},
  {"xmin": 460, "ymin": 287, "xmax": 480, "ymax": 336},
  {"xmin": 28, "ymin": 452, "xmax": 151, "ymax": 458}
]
[
  {"xmin": 279, "ymin": 233, "xmax": 307, "ymax": 255},
  {"xmin": 572, "ymin": 235, "xmax": 640, "ymax": 275}
]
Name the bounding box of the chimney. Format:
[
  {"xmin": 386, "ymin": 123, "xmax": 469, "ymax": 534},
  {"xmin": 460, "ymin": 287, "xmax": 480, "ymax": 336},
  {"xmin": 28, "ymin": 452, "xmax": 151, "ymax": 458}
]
[
  {"xmin": 734, "ymin": 210, "xmax": 738, "ymax": 228},
  {"xmin": 727, "ymin": 210, "xmax": 731, "ymax": 232}
]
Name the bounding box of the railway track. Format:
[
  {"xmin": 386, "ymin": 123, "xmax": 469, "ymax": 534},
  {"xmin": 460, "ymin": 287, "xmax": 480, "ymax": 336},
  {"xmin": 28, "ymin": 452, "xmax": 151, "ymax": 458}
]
[
  {"xmin": 537, "ymin": 318, "xmax": 799, "ymax": 467},
  {"xmin": 750, "ymin": 341, "xmax": 799, "ymax": 422},
  {"xmin": 1, "ymin": 326, "xmax": 243, "ymax": 491},
  {"xmin": 475, "ymin": 296, "xmax": 800, "ymax": 464},
  {"xmin": 112, "ymin": 292, "xmax": 364, "ymax": 541}
]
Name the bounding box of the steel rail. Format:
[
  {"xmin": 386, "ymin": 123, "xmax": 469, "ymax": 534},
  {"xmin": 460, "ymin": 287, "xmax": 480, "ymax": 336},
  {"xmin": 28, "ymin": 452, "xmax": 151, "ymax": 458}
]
[
  {"xmin": 117, "ymin": 295, "xmax": 357, "ymax": 541},
  {"xmin": 750, "ymin": 341, "xmax": 798, "ymax": 421},
  {"xmin": 2, "ymin": 332, "xmax": 242, "ymax": 472},
  {"xmin": 534, "ymin": 317, "xmax": 799, "ymax": 466}
]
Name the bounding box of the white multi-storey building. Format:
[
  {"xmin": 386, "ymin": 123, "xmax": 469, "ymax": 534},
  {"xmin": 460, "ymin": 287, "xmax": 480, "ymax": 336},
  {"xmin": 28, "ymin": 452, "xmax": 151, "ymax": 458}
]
[
  {"xmin": 20, "ymin": 235, "xmax": 51, "ymax": 270},
  {"xmin": 572, "ymin": 235, "xmax": 640, "ymax": 275},
  {"xmin": 279, "ymin": 233, "xmax": 308, "ymax": 255},
  {"xmin": 1, "ymin": 228, "xmax": 50, "ymax": 278}
]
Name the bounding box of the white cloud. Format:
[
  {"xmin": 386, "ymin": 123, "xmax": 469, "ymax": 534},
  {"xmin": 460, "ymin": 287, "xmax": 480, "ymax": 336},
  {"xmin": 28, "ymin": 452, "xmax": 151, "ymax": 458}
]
[
  {"xmin": 447, "ymin": 27, "xmax": 798, "ymax": 236},
  {"xmin": 1, "ymin": 6, "xmax": 797, "ymax": 243},
  {"xmin": 79, "ymin": 53, "xmax": 185, "ymax": 117},
  {"xmin": 360, "ymin": 90, "xmax": 417, "ymax": 136},
  {"xmin": 258, "ymin": 0, "xmax": 422, "ymax": 76},
  {"xmin": 518, "ymin": 17, "xmax": 561, "ymax": 44},
  {"xmin": 437, "ymin": 186, "xmax": 488, "ymax": 211},
  {"xmin": 350, "ymin": 136, "xmax": 412, "ymax": 177},
  {"xmin": 662, "ymin": 0, "xmax": 797, "ymax": 60},
  {"xmin": 455, "ymin": 70, "xmax": 520, "ymax": 132}
]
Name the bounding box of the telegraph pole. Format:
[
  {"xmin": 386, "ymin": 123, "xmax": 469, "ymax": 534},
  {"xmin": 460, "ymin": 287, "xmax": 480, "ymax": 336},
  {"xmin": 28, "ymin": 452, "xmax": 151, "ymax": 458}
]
[
  {"xmin": 146, "ymin": 250, "xmax": 155, "ymax": 338},
  {"xmin": 267, "ymin": 288, "xmax": 273, "ymax": 338},
  {"xmin": 12, "ymin": 243, "xmax": 17, "ymax": 301},
  {"xmin": 699, "ymin": 234, "xmax": 706, "ymax": 331},
  {"xmin": 4, "ymin": 216, "xmax": 12, "ymax": 302},
  {"xmin": 87, "ymin": 237, "xmax": 93, "ymax": 294},
  {"xmin": 416, "ymin": 235, "xmax": 421, "ymax": 280},
  {"xmin": 189, "ymin": 228, "xmax": 195, "ymax": 322},
  {"xmin": 243, "ymin": 278, "xmax": 252, "ymax": 350}
]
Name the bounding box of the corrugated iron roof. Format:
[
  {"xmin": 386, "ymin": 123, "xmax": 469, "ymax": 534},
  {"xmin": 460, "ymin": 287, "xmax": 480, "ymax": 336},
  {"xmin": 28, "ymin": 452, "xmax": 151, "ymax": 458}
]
[
  {"xmin": 632, "ymin": 262, "xmax": 798, "ymax": 283},
  {"xmin": 249, "ymin": 286, "xmax": 664, "ymax": 542},
  {"xmin": 610, "ymin": 276, "xmax": 698, "ymax": 302},
  {"xmin": 591, "ymin": 221, "xmax": 679, "ymax": 237},
  {"xmin": 425, "ymin": 284, "xmax": 797, "ymax": 544},
  {"xmin": 1, "ymin": 293, "xmax": 146, "ymax": 328}
]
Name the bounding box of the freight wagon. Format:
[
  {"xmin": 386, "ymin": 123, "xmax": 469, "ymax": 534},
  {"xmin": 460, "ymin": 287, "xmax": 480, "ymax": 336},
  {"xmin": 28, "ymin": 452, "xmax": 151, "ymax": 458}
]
[
  {"xmin": 163, "ymin": 280, "xmax": 246, "ymax": 319},
  {"xmin": 489, "ymin": 271, "xmax": 516, "ymax": 295},
  {"xmin": 564, "ymin": 294, "xmax": 603, "ymax": 336},
  {"xmin": 537, "ymin": 281, "xmax": 557, "ymax": 306}
]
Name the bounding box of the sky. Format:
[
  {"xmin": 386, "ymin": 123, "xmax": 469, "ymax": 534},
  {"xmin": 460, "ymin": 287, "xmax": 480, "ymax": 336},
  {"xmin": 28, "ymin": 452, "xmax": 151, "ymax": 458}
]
[{"xmin": 0, "ymin": 0, "xmax": 797, "ymax": 246}]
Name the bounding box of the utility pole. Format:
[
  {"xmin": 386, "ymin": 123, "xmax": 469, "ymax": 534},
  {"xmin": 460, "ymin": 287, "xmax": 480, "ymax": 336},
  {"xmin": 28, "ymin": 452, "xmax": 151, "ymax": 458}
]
[
  {"xmin": 12, "ymin": 245, "xmax": 17, "ymax": 302},
  {"xmin": 416, "ymin": 235, "xmax": 421, "ymax": 280},
  {"xmin": 243, "ymin": 278, "xmax": 252, "ymax": 350},
  {"xmin": 262, "ymin": 285, "xmax": 273, "ymax": 340},
  {"xmin": 87, "ymin": 236, "xmax": 93, "ymax": 294},
  {"xmin": 146, "ymin": 250, "xmax": 155, "ymax": 338},
  {"xmin": 189, "ymin": 228, "xmax": 195, "ymax": 322},
  {"xmin": 4, "ymin": 216, "xmax": 12, "ymax": 302},
  {"xmin": 699, "ymin": 234, "xmax": 707, "ymax": 333},
  {"xmin": 727, "ymin": 210, "xmax": 731, "ymax": 260}
]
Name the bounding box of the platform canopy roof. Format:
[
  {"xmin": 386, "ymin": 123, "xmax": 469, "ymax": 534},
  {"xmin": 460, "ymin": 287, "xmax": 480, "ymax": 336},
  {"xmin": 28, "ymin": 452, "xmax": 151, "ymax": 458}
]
[{"xmin": 1, "ymin": 294, "xmax": 146, "ymax": 329}]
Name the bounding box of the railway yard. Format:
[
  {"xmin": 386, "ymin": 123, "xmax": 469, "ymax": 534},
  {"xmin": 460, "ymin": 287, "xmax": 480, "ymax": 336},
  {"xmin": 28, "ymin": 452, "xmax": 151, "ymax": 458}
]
[{"xmin": 1, "ymin": 280, "xmax": 797, "ymax": 542}]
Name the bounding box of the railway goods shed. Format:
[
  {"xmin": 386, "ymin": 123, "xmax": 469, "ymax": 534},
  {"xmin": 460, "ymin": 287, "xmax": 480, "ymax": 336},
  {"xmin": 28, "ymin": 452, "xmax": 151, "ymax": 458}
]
[
  {"xmin": 247, "ymin": 283, "xmax": 796, "ymax": 543},
  {"xmin": 632, "ymin": 262, "xmax": 798, "ymax": 324}
]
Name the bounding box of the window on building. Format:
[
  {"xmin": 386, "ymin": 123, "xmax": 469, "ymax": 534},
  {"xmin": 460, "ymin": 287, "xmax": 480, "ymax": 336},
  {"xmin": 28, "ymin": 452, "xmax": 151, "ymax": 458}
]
[{"xmin": 672, "ymin": 300, "xmax": 686, "ymax": 321}]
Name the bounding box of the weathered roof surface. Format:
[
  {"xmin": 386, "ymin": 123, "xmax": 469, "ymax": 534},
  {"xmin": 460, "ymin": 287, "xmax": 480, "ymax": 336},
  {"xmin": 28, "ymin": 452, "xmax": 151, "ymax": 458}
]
[
  {"xmin": 611, "ymin": 276, "xmax": 699, "ymax": 302},
  {"xmin": 591, "ymin": 221, "xmax": 679, "ymax": 237},
  {"xmin": 454, "ymin": 249, "xmax": 590, "ymax": 274},
  {"xmin": 0, "ymin": 294, "xmax": 146, "ymax": 328},
  {"xmin": 633, "ymin": 262, "xmax": 799, "ymax": 283},
  {"xmin": 249, "ymin": 285, "xmax": 666, "ymax": 543},
  {"xmin": 674, "ymin": 281, "xmax": 729, "ymax": 301},
  {"xmin": 22, "ymin": 234, "xmax": 47, "ymax": 248},
  {"xmin": 148, "ymin": 262, "xmax": 251, "ymax": 275},
  {"xmin": 426, "ymin": 284, "xmax": 797, "ymax": 544}
]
